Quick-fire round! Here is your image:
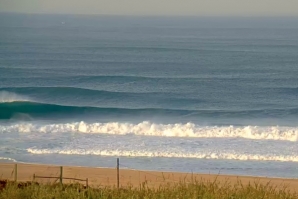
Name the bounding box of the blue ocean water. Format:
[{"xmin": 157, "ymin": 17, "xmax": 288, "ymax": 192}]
[{"xmin": 0, "ymin": 13, "xmax": 298, "ymax": 178}]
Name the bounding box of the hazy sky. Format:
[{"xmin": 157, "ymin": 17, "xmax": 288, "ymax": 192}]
[{"xmin": 0, "ymin": 0, "xmax": 297, "ymax": 16}]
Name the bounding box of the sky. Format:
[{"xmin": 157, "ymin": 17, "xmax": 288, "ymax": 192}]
[{"xmin": 0, "ymin": 0, "xmax": 297, "ymax": 16}]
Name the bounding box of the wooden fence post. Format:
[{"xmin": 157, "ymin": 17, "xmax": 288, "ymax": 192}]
[
  {"xmin": 117, "ymin": 158, "xmax": 119, "ymax": 189},
  {"xmin": 14, "ymin": 164, "xmax": 18, "ymax": 182},
  {"xmin": 86, "ymin": 178, "xmax": 88, "ymax": 188},
  {"xmin": 60, "ymin": 166, "xmax": 63, "ymax": 185}
]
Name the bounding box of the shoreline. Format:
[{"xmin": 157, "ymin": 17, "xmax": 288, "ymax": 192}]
[
  {"xmin": 1, "ymin": 159, "xmax": 297, "ymax": 180},
  {"xmin": 1, "ymin": 162, "xmax": 297, "ymax": 192}
]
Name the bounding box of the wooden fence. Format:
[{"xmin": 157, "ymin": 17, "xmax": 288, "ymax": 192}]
[
  {"xmin": 0, "ymin": 158, "xmax": 121, "ymax": 188},
  {"xmin": 33, "ymin": 165, "xmax": 89, "ymax": 188}
]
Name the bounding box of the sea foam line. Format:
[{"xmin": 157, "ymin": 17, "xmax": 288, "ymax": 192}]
[
  {"xmin": 27, "ymin": 148, "xmax": 298, "ymax": 162},
  {"xmin": 1, "ymin": 121, "xmax": 298, "ymax": 141}
]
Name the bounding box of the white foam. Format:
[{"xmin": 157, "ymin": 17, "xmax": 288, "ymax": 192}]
[
  {"xmin": 0, "ymin": 91, "xmax": 30, "ymax": 102},
  {"xmin": 26, "ymin": 148, "xmax": 298, "ymax": 162},
  {"xmin": 0, "ymin": 157, "xmax": 17, "ymax": 162},
  {"xmin": 1, "ymin": 121, "xmax": 298, "ymax": 141}
]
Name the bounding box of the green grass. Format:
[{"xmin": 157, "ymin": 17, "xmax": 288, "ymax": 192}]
[{"xmin": 0, "ymin": 180, "xmax": 297, "ymax": 199}]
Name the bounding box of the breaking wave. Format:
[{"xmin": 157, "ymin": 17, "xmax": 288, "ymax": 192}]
[
  {"xmin": 1, "ymin": 121, "xmax": 297, "ymax": 141},
  {"xmin": 26, "ymin": 148, "xmax": 298, "ymax": 162}
]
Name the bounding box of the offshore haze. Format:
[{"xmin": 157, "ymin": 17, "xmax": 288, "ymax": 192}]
[{"xmin": 0, "ymin": 0, "xmax": 298, "ymax": 16}]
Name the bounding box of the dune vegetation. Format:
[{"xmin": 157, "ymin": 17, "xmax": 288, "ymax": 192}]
[{"xmin": 0, "ymin": 180, "xmax": 297, "ymax": 199}]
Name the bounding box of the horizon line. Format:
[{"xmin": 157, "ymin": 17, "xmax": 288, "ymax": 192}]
[{"xmin": 1, "ymin": 11, "xmax": 298, "ymax": 18}]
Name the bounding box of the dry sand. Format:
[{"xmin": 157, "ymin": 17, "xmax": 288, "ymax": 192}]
[{"xmin": 0, "ymin": 162, "xmax": 297, "ymax": 192}]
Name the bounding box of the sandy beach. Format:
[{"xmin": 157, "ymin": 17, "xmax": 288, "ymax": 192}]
[{"xmin": 0, "ymin": 162, "xmax": 297, "ymax": 192}]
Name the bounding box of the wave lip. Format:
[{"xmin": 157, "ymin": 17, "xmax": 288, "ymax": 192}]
[
  {"xmin": 2, "ymin": 121, "xmax": 298, "ymax": 141},
  {"xmin": 26, "ymin": 148, "xmax": 298, "ymax": 162}
]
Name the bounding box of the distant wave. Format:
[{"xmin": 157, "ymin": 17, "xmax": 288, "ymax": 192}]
[
  {"xmin": 26, "ymin": 148, "xmax": 298, "ymax": 162},
  {"xmin": 2, "ymin": 121, "xmax": 297, "ymax": 141},
  {"xmin": 2, "ymin": 74, "xmax": 284, "ymax": 83}
]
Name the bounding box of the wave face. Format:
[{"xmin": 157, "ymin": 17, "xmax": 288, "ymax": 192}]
[
  {"xmin": 0, "ymin": 101, "xmax": 86, "ymax": 119},
  {"xmin": 1, "ymin": 121, "xmax": 297, "ymax": 141},
  {"xmin": 1, "ymin": 100, "xmax": 298, "ymax": 121},
  {"xmin": 0, "ymin": 101, "xmax": 188, "ymax": 120}
]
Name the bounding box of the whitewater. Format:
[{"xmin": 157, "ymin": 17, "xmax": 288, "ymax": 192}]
[
  {"xmin": 1, "ymin": 121, "xmax": 297, "ymax": 141},
  {"xmin": 1, "ymin": 14, "xmax": 298, "ymax": 178}
]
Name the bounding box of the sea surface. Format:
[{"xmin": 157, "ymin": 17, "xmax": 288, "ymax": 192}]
[{"xmin": 0, "ymin": 13, "xmax": 298, "ymax": 178}]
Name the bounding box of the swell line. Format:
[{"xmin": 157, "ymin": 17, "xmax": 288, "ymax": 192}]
[{"xmin": 1, "ymin": 86, "xmax": 177, "ymax": 96}]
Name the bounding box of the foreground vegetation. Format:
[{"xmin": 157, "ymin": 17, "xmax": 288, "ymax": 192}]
[{"xmin": 0, "ymin": 180, "xmax": 297, "ymax": 199}]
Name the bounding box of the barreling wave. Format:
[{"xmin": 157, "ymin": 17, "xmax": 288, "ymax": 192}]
[
  {"xmin": 2, "ymin": 121, "xmax": 297, "ymax": 141},
  {"xmin": 26, "ymin": 148, "xmax": 298, "ymax": 162}
]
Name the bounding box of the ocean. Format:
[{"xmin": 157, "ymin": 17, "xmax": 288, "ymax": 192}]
[{"xmin": 0, "ymin": 13, "xmax": 298, "ymax": 178}]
